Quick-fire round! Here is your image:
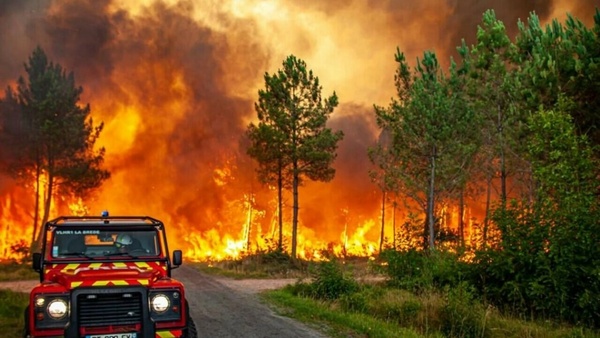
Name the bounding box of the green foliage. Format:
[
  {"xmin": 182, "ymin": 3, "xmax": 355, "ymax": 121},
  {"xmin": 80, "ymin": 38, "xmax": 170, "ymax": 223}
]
[
  {"xmin": 16, "ymin": 47, "xmax": 110, "ymax": 194},
  {"xmin": 381, "ymin": 249, "xmax": 468, "ymax": 292},
  {"xmin": 247, "ymin": 55, "xmax": 343, "ymax": 257},
  {"xmin": 338, "ymin": 290, "xmax": 369, "ymax": 313},
  {"xmin": 0, "ymin": 290, "xmax": 28, "ymax": 338},
  {"xmin": 263, "ymin": 288, "xmax": 424, "ymax": 338},
  {"xmin": 0, "ymin": 262, "xmax": 38, "ymax": 282},
  {"xmin": 440, "ymin": 282, "xmax": 486, "ymax": 338},
  {"xmin": 309, "ymin": 259, "xmax": 358, "ymax": 300},
  {"xmin": 371, "ymin": 8, "xmax": 600, "ymax": 330},
  {"xmin": 360, "ymin": 288, "xmax": 424, "ymax": 326},
  {"xmin": 193, "ymin": 249, "xmax": 309, "ymax": 279},
  {"xmin": 468, "ymin": 9, "xmax": 526, "ymax": 206},
  {"xmin": 469, "ymin": 106, "xmax": 600, "ymax": 327},
  {"xmin": 0, "ymin": 46, "xmax": 110, "ymax": 248},
  {"xmin": 516, "ymin": 9, "xmax": 600, "ymax": 154},
  {"xmin": 374, "ymin": 45, "xmax": 480, "ymax": 250},
  {"xmin": 247, "ymin": 249, "xmax": 306, "ymax": 276},
  {"xmin": 266, "ymin": 280, "xmax": 598, "ymax": 338}
]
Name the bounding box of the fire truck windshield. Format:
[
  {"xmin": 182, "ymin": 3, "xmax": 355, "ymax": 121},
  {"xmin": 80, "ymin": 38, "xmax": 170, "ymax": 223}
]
[{"xmin": 51, "ymin": 228, "xmax": 160, "ymax": 258}]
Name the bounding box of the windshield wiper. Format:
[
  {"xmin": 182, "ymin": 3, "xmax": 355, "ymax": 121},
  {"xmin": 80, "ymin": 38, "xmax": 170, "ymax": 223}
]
[
  {"xmin": 104, "ymin": 252, "xmax": 140, "ymax": 258},
  {"xmin": 61, "ymin": 252, "xmax": 94, "ymax": 259}
]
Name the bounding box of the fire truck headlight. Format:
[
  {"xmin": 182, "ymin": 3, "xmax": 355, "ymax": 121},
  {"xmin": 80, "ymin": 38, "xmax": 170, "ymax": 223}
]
[
  {"xmin": 47, "ymin": 299, "xmax": 68, "ymax": 319},
  {"xmin": 35, "ymin": 296, "xmax": 45, "ymax": 307},
  {"xmin": 151, "ymin": 294, "xmax": 170, "ymax": 313}
]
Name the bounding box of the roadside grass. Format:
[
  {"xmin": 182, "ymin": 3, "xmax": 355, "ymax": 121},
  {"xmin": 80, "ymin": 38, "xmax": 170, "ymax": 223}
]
[
  {"xmin": 3, "ymin": 255, "xmax": 591, "ymax": 338},
  {"xmin": 0, "ymin": 289, "xmax": 28, "ymax": 338},
  {"xmin": 188, "ymin": 250, "xmax": 312, "ymax": 279},
  {"xmin": 188, "ymin": 253, "xmax": 380, "ymax": 280},
  {"xmin": 189, "ymin": 253, "xmax": 600, "ymax": 338},
  {"xmin": 0, "ymin": 261, "xmax": 38, "ymax": 282},
  {"xmin": 262, "ymin": 283, "xmax": 600, "ymax": 338},
  {"xmin": 262, "ymin": 288, "xmax": 426, "ymax": 338}
]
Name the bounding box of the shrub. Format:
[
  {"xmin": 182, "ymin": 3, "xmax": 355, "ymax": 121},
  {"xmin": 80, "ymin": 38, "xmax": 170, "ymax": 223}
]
[
  {"xmin": 338, "ymin": 291, "xmax": 369, "ymax": 313},
  {"xmin": 283, "ymin": 281, "xmax": 314, "ymax": 298},
  {"xmin": 381, "ymin": 248, "xmax": 467, "ymax": 292},
  {"xmin": 440, "ymin": 282, "xmax": 486, "ymax": 338},
  {"xmin": 380, "ymin": 248, "xmax": 426, "ymax": 290},
  {"xmin": 310, "ymin": 259, "xmax": 358, "ymax": 300},
  {"xmin": 399, "ymin": 299, "xmax": 423, "ymax": 325}
]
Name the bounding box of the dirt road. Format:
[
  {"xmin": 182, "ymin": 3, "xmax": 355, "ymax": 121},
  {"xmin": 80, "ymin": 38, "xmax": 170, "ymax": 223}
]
[
  {"xmin": 173, "ymin": 265, "xmax": 327, "ymax": 338},
  {"xmin": 0, "ymin": 265, "xmax": 327, "ymax": 337}
]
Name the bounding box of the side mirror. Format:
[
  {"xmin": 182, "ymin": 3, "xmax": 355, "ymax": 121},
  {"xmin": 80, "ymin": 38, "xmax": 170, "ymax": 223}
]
[
  {"xmin": 32, "ymin": 253, "xmax": 42, "ymax": 273},
  {"xmin": 172, "ymin": 250, "xmax": 182, "ymax": 268}
]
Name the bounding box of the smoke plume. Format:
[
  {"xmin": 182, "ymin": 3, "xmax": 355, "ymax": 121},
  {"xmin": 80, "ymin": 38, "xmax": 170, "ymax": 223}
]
[{"xmin": 0, "ymin": 0, "xmax": 595, "ymax": 257}]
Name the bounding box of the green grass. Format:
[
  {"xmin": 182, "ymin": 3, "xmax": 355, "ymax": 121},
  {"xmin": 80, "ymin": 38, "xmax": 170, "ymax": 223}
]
[
  {"xmin": 0, "ymin": 263, "xmax": 36, "ymax": 338},
  {"xmin": 0, "ymin": 262, "xmax": 38, "ymax": 282},
  {"xmin": 190, "ymin": 261, "xmax": 278, "ymax": 279},
  {"xmin": 189, "ymin": 254, "xmax": 381, "ymax": 280},
  {"xmin": 0, "ymin": 290, "xmax": 28, "ymax": 338},
  {"xmin": 188, "ymin": 252, "xmax": 313, "ymax": 279},
  {"xmin": 262, "ymin": 288, "xmax": 426, "ymax": 338},
  {"xmin": 261, "ymin": 284, "xmax": 600, "ymax": 338}
]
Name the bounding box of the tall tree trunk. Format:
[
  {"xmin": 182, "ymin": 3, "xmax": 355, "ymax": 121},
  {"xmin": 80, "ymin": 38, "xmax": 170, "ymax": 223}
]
[
  {"xmin": 392, "ymin": 201, "xmax": 397, "ymax": 250},
  {"xmin": 30, "ymin": 164, "xmax": 41, "ymax": 252},
  {"xmin": 498, "ymin": 108, "xmax": 507, "ymax": 206},
  {"xmin": 245, "ymin": 197, "xmax": 253, "ymax": 251},
  {"xmin": 427, "ymin": 150, "xmax": 436, "ymax": 250},
  {"xmin": 483, "ymin": 173, "xmax": 492, "ymax": 247},
  {"xmin": 423, "ymin": 213, "xmax": 429, "ymax": 249},
  {"xmin": 500, "ymin": 148, "xmax": 507, "ymax": 205},
  {"xmin": 459, "ymin": 189, "xmax": 465, "ymax": 248},
  {"xmin": 379, "ymin": 190, "xmax": 386, "ymax": 254},
  {"xmin": 291, "ymin": 160, "xmax": 299, "ymax": 259},
  {"xmin": 277, "ymin": 163, "xmax": 283, "ymax": 251},
  {"xmin": 35, "ymin": 171, "xmax": 54, "ymax": 246}
]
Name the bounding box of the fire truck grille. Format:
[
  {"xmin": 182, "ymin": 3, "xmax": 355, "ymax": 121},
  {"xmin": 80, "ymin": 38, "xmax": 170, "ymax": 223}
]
[{"xmin": 77, "ymin": 292, "xmax": 143, "ymax": 326}]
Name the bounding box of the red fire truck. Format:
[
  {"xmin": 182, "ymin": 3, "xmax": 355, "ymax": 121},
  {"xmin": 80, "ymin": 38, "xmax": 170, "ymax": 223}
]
[{"xmin": 24, "ymin": 213, "xmax": 197, "ymax": 338}]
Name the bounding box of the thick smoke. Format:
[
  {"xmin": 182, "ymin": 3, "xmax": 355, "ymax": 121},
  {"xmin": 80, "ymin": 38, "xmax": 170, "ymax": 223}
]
[{"xmin": 0, "ymin": 0, "xmax": 596, "ymax": 254}]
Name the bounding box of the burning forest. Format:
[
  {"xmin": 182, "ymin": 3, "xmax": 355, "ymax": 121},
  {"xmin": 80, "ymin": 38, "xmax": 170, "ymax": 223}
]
[{"xmin": 0, "ymin": 0, "xmax": 597, "ymax": 261}]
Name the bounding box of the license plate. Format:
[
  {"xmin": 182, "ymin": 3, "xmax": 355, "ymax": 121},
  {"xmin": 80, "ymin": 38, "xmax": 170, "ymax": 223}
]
[{"xmin": 86, "ymin": 334, "xmax": 137, "ymax": 338}]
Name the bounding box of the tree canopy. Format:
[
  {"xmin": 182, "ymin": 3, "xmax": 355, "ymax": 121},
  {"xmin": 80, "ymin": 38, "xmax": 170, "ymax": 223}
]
[
  {"xmin": 0, "ymin": 46, "xmax": 110, "ymax": 249},
  {"xmin": 372, "ymin": 8, "xmax": 600, "ymax": 327},
  {"xmin": 247, "ymin": 55, "xmax": 343, "ymax": 258}
]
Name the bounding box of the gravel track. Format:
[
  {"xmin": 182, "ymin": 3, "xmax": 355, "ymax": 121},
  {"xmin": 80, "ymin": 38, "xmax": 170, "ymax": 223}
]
[
  {"xmin": 174, "ymin": 264, "xmax": 327, "ymax": 337},
  {"xmin": 0, "ymin": 265, "xmax": 327, "ymax": 338}
]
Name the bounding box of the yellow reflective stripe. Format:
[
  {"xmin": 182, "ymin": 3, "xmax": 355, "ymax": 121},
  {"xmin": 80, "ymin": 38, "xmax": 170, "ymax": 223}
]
[
  {"xmin": 113, "ymin": 262, "xmax": 127, "ymax": 268},
  {"xmin": 89, "ymin": 263, "xmax": 103, "ymax": 269},
  {"xmin": 156, "ymin": 331, "xmax": 176, "ymax": 338},
  {"xmin": 61, "ymin": 263, "xmax": 80, "ymax": 272},
  {"xmin": 135, "ymin": 262, "xmax": 150, "ymax": 269},
  {"xmin": 91, "ymin": 280, "xmax": 133, "ymax": 286},
  {"xmin": 92, "ymin": 281, "xmax": 110, "ymax": 286},
  {"xmin": 71, "ymin": 282, "xmax": 83, "ymax": 288},
  {"xmin": 138, "ymin": 280, "xmax": 149, "ymax": 285}
]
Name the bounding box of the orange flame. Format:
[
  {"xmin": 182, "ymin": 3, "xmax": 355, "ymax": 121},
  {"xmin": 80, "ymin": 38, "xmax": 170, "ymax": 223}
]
[{"xmin": 3, "ymin": 0, "xmax": 589, "ymax": 261}]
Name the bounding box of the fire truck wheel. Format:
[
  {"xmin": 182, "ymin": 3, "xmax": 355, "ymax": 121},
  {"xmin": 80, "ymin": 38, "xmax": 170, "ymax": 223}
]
[
  {"xmin": 184, "ymin": 316, "xmax": 198, "ymax": 338},
  {"xmin": 183, "ymin": 303, "xmax": 197, "ymax": 338},
  {"xmin": 22, "ymin": 306, "xmax": 30, "ymax": 338}
]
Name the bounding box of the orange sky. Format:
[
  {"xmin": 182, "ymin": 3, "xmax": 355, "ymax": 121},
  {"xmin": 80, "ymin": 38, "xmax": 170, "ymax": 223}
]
[{"xmin": 0, "ymin": 0, "xmax": 597, "ymax": 259}]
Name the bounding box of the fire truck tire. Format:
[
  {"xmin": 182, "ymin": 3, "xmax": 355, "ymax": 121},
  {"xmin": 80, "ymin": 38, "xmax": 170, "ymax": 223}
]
[
  {"xmin": 184, "ymin": 316, "xmax": 198, "ymax": 338},
  {"xmin": 22, "ymin": 306, "xmax": 30, "ymax": 338}
]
